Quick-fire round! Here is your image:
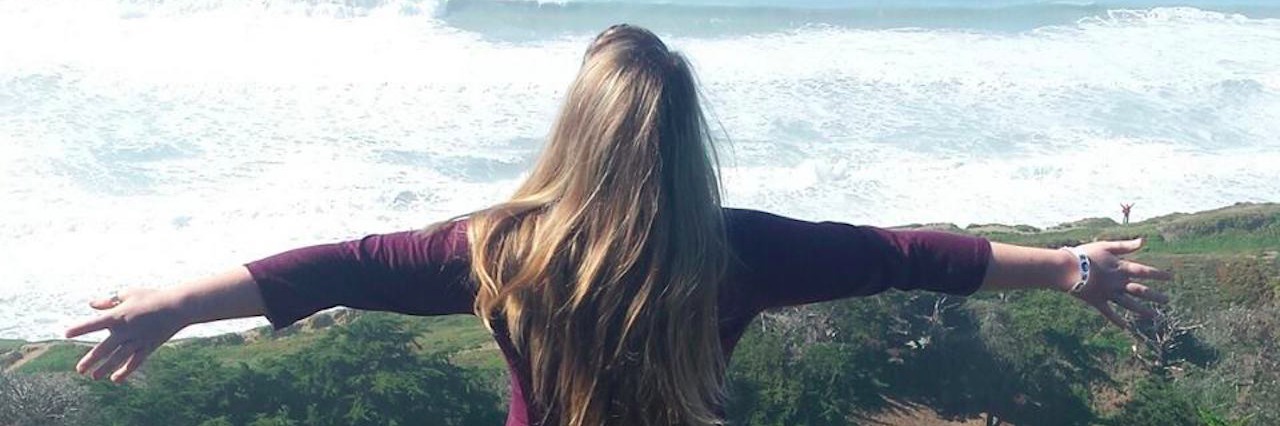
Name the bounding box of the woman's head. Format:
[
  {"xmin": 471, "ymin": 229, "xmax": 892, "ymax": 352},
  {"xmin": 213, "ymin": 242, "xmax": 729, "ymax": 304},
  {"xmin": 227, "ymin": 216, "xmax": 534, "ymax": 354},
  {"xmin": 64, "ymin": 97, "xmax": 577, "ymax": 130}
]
[
  {"xmin": 521, "ymin": 24, "xmax": 720, "ymax": 219},
  {"xmin": 467, "ymin": 24, "xmax": 728, "ymax": 425}
]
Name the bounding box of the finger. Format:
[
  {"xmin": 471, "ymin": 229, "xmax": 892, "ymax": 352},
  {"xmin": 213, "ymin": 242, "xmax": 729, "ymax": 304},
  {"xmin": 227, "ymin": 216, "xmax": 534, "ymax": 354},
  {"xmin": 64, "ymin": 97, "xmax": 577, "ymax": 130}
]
[
  {"xmin": 1105, "ymin": 238, "xmax": 1144, "ymax": 255},
  {"xmin": 92, "ymin": 342, "xmax": 137, "ymax": 380},
  {"xmin": 76, "ymin": 333, "xmax": 124, "ymax": 374},
  {"xmin": 111, "ymin": 344, "xmax": 154, "ymax": 383},
  {"xmin": 1094, "ymin": 302, "xmax": 1131, "ymax": 331},
  {"xmin": 1111, "ymin": 295, "xmax": 1156, "ymax": 318},
  {"xmin": 89, "ymin": 288, "xmax": 137, "ymax": 310},
  {"xmin": 1119, "ymin": 261, "xmax": 1174, "ymax": 281},
  {"xmin": 65, "ymin": 314, "xmax": 120, "ymax": 339},
  {"xmin": 89, "ymin": 298, "xmax": 117, "ymax": 310},
  {"xmin": 1125, "ymin": 282, "xmax": 1170, "ymax": 304}
]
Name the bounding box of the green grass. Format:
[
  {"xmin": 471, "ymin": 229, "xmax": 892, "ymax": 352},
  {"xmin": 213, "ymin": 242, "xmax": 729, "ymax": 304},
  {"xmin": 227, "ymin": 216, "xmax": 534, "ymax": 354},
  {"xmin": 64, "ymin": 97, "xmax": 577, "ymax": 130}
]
[
  {"xmin": 449, "ymin": 346, "xmax": 506, "ymax": 373},
  {"xmin": 405, "ymin": 315, "xmax": 493, "ymax": 356},
  {"xmin": 0, "ymin": 338, "xmax": 26, "ymax": 354},
  {"xmin": 975, "ymin": 203, "xmax": 1280, "ymax": 255},
  {"xmin": 15, "ymin": 343, "xmax": 90, "ymax": 374},
  {"xmin": 1142, "ymin": 229, "xmax": 1280, "ymax": 254},
  {"xmin": 405, "ymin": 315, "xmax": 507, "ymax": 373},
  {"xmin": 184, "ymin": 330, "xmax": 325, "ymax": 368}
]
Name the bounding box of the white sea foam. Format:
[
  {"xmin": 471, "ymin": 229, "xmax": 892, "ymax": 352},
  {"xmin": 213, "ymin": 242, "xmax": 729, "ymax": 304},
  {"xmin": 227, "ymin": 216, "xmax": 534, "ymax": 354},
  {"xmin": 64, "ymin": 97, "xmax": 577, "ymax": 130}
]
[{"xmin": 1, "ymin": 1, "xmax": 1277, "ymax": 340}]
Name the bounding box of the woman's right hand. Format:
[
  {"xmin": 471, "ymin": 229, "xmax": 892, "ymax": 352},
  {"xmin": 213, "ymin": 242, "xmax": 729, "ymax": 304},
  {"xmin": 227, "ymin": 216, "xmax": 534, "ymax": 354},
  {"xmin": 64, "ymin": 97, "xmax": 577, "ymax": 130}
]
[
  {"xmin": 1068, "ymin": 239, "xmax": 1172, "ymax": 329},
  {"xmin": 65, "ymin": 288, "xmax": 191, "ymax": 383}
]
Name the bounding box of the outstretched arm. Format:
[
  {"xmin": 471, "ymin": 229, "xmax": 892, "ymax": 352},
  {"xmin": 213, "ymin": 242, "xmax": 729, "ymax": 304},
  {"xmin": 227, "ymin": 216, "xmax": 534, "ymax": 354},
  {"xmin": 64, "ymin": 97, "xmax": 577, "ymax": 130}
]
[
  {"xmin": 64, "ymin": 222, "xmax": 475, "ymax": 384},
  {"xmin": 728, "ymin": 209, "xmax": 1172, "ymax": 329}
]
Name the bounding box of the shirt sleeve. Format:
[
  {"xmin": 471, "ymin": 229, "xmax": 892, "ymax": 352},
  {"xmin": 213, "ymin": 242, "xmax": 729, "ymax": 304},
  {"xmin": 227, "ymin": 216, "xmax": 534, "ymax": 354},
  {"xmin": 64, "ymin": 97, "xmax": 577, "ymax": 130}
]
[
  {"xmin": 244, "ymin": 220, "xmax": 476, "ymax": 330},
  {"xmin": 724, "ymin": 209, "xmax": 992, "ymax": 312}
]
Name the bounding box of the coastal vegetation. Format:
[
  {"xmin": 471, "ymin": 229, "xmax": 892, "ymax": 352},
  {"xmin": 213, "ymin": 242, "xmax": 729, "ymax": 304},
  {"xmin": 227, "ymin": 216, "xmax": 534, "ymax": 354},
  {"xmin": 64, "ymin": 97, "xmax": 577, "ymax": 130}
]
[{"xmin": 3, "ymin": 202, "xmax": 1277, "ymax": 425}]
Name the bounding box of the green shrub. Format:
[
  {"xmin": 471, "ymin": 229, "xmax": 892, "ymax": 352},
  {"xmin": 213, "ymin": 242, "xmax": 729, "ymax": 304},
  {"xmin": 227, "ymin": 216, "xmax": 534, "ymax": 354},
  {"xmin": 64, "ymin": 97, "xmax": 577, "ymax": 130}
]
[
  {"xmin": 1106, "ymin": 378, "xmax": 1198, "ymax": 426},
  {"xmin": 85, "ymin": 315, "xmax": 503, "ymax": 426}
]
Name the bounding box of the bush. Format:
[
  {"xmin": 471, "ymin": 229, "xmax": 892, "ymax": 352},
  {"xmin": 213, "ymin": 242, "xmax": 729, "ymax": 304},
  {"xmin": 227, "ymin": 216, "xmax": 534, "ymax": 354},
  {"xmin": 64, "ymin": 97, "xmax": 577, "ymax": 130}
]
[
  {"xmin": 1106, "ymin": 378, "xmax": 1199, "ymax": 426},
  {"xmin": 0, "ymin": 372, "xmax": 91, "ymax": 426},
  {"xmin": 86, "ymin": 314, "xmax": 503, "ymax": 426},
  {"xmin": 1216, "ymin": 259, "xmax": 1277, "ymax": 306}
]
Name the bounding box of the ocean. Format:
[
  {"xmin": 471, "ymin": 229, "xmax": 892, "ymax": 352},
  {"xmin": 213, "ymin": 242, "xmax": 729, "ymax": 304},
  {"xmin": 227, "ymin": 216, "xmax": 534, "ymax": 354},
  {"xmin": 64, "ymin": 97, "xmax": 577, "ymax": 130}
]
[{"xmin": 1, "ymin": 0, "xmax": 1278, "ymax": 341}]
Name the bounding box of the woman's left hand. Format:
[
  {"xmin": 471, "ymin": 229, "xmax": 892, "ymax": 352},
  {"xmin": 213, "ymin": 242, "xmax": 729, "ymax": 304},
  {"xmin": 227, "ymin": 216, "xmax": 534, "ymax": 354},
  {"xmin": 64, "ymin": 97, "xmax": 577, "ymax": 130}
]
[
  {"xmin": 1071, "ymin": 238, "xmax": 1173, "ymax": 329},
  {"xmin": 64, "ymin": 288, "xmax": 190, "ymax": 383}
]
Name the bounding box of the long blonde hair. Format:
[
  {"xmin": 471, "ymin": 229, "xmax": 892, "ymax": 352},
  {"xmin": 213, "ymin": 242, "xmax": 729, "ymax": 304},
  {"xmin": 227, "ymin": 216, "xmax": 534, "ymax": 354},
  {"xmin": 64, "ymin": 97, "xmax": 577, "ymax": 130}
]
[{"xmin": 466, "ymin": 24, "xmax": 728, "ymax": 426}]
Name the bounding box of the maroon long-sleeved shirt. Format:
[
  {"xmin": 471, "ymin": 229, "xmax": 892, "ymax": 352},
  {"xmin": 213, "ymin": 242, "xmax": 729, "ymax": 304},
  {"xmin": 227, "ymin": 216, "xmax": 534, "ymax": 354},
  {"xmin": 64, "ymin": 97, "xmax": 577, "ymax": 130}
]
[{"xmin": 245, "ymin": 208, "xmax": 992, "ymax": 425}]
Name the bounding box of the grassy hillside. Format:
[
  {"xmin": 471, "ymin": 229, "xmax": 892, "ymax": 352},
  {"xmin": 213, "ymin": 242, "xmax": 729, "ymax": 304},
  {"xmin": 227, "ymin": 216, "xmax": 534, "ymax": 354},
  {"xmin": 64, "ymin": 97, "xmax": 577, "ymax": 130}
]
[
  {"xmin": 0, "ymin": 339, "xmax": 25, "ymax": 353},
  {"xmin": 3, "ymin": 202, "xmax": 1277, "ymax": 425},
  {"xmin": 12, "ymin": 344, "xmax": 91, "ymax": 375},
  {"xmin": 10, "ymin": 202, "xmax": 1275, "ymax": 371},
  {"xmin": 967, "ymin": 202, "xmax": 1280, "ymax": 255}
]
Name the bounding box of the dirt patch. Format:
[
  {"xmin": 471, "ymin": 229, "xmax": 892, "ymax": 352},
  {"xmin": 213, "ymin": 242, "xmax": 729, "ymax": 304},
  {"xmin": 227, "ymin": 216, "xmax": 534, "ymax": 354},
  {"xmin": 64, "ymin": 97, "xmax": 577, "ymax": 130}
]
[
  {"xmin": 967, "ymin": 224, "xmax": 1036, "ymax": 235},
  {"xmin": 4, "ymin": 343, "xmax": 53, "ymax": 373},
  {"xmin": 858, "ymin": 399, "xmax": 1004, "ymax": 426}
]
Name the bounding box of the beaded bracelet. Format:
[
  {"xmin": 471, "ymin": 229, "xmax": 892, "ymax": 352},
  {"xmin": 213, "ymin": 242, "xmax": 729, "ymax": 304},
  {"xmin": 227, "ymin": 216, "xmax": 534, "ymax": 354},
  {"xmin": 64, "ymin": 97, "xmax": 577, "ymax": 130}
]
[{"xmin": 1060, "ymin": 246, "xmax": 1091, "ymax": 294}]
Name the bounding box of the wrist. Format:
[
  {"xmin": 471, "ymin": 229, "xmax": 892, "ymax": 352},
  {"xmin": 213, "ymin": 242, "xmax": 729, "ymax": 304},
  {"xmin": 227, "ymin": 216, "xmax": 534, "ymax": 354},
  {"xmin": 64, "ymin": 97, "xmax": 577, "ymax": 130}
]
[
  {"xmin": 163, "ymin": 286, "xmax": 202, "ymax": 326},
  {"xmin": 1052, "ymin": 248, "xmax": 1082, "ymax": 293}
]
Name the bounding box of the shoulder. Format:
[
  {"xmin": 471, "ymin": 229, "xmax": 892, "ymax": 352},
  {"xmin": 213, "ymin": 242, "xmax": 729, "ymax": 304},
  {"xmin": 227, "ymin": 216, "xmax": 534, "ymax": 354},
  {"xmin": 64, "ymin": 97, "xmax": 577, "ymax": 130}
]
[
  {"xmin": 722, "ymin": 207, "xmax": 807, "ymax": 236},
  {"xmin": 412, "ymin": 218, "xmax": 471, "ymax": 261},
  {"xmin": 722, "ymin": 208, "xmax": 854, "ymax": 248},
  {"xmin": 723, "ymin": 207, "xmax": 785, "ymax": 225},
  {"xmin": 720, "ymin": 208, "xmax": 835, "ymax": 309}
]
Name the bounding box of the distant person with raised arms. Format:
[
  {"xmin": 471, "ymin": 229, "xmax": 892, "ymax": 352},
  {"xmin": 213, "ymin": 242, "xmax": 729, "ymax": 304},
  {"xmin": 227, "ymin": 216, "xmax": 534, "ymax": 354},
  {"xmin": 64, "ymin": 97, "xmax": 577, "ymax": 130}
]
[{"xmin": 66, "ymin": 25, "xmax": 1171, "ymax": 426}]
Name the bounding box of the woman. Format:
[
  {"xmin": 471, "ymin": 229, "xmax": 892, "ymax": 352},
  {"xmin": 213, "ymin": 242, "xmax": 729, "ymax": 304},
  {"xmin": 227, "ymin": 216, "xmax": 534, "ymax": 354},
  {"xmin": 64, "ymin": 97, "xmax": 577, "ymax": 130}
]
[{"xmin": 66, "ymin": 25, "xmax": 1170, "ymax": 426}]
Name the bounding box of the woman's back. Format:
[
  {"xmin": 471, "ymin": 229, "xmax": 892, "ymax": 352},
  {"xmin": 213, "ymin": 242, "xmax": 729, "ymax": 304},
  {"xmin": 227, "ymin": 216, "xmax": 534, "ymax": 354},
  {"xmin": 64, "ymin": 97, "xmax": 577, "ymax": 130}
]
[{"xmin": 246, "ymin": 207, "xmax": 992, "ymax": 425}]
